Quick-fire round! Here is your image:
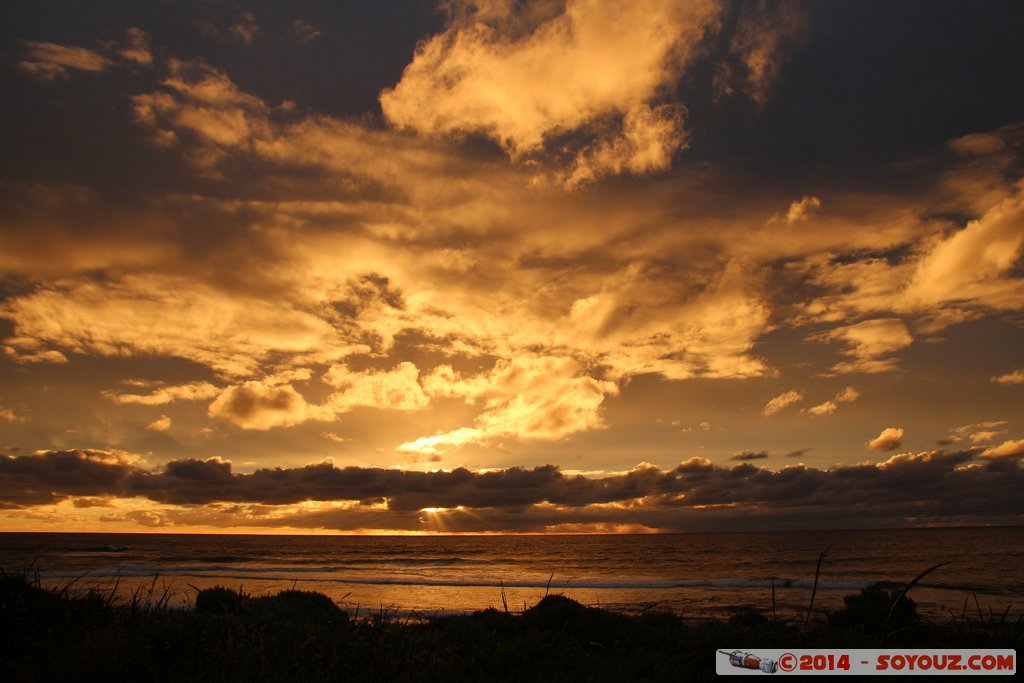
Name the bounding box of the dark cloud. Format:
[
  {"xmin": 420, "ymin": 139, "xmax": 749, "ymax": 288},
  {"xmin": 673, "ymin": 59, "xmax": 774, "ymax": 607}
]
[
  {"xmin": 0, "ymin": 450, "xmax": 133, "ymax": 507},
  {"xmin": 731, "ymin": 450, "xmax": 769, "ymax": 461},
  {"xmin": 207, "ymin": 382, "xmax": 315, "ymax": 430},
  {"xmin": 3, "ymin": 448, "xmax": 1021, "ymax": 531}
]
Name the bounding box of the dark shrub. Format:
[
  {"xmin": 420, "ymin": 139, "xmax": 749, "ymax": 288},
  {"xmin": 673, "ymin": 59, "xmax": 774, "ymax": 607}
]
[
  {"xmin": 194, "ymin": 586, "xmax": 244, "ymax": 615},
  {"xmin": 250, "ymin": 589, "xmax": 347, "ymax": 624},
  {"xmin": 827, "ymin": 583, "xmax": 918, "ymax": 635}
]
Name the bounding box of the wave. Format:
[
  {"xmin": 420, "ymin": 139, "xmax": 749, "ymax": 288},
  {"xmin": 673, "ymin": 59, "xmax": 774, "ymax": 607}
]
[
  {"xmin": 31, "ymin": 566, "xmax": 874, "ymax": 591},
  {"xmin": 335, "ymin": 556, "xmax": 499, "ymax": 566},
  {"xmin": 28, "ymin": 566, "xmax": 1021, "ymax": 596}
]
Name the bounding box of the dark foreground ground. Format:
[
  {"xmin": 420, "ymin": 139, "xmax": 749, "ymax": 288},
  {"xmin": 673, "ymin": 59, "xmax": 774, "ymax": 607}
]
[{"xmin": 0, "ymin": 576, "xmax": 1018, "ymax": 682}]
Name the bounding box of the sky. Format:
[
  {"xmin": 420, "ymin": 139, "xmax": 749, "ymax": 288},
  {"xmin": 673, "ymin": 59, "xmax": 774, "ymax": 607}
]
[{"xmin": 1, "ymin": 0, "xmax": 1023, "ymax": 534}]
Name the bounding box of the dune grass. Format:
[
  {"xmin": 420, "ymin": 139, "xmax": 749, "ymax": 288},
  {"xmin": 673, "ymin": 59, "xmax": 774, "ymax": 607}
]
[{"xmin": 0, "ymin": 572, "xmax": 1019, "ymax": 682}]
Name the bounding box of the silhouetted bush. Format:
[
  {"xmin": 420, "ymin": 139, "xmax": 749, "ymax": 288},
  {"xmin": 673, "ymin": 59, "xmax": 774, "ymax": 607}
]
[
  {"xmin": 195, "ymin": 586, "xmax": 244, "ymax": 615},
  {"xmin": 827, "ymin": 583, "xmax": 918, "ymax": 636}
]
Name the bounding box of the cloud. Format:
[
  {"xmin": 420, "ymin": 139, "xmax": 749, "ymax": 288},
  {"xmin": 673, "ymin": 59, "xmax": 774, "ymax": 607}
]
[
  {"xmin": 1, "ymin": 275, "xmax": 349, "ymax": 377},
  {"xmin": 903, "ymin": 187, "xmax": 1024, "ymax": 309},
  {"xmin": 980, "ymin": 439, "xmax": 1024, "ymax": 459},
  {"xmin": 119, "ymin": 27, "xmax": 153, "ymax": 65},
  {"xmin": 806, "ymin": 400, "xmax": 836, "ymax": 416},
  {"xmin": 473, "ymin": 355, "xmax": 618, "ymax": 439},
  {"xmin": 783, "ymin": 170, "xmax": 1024, "ymax": 338},
  {"xmin": 868, "ymin": 426, "xmax": 904, "ymax": 452},
  {"xmin": 105, "ymin": 381, "xmax": 221, "ymax": 406},
  {"xmin": 784, "ymin": 195, "xmax": 821, "ymax": 224},
  {"xmin": 835, "ymin": 386, "xmax": 860, "ymax": 403},
  {"xmin": 18, "ymin": 41, "xmax": 113, "ymax": 79},
  {"xmin": 324, "ymin": 362, "xmax": 430, "ymax": 413},
  {"xmin": 132, "ymin": 59, "xmax": 272, "ymax": 160},
  {"xmin": 129, "ymin": 57, "xmax": 495, "ymax": 193},
  {"xmin": 969, "ymin": 430, "xmax": 1007, "ymax": 444},
  {"xmin": 0, "ymin": 449, "xmax": 139, "ymax": 507},
  {"xmin": 72, "ymin": 497, "xmax": 114, "ymax": 509},
  {"xmin": 2, "ymin": 448, "xmax": 1021, "ymax": 532},
  {"xmin": 398, "ymin": 427, "xmax": 485, "ymax": 457},
  {"xmin": 943, "ymin": 421, "xmax": 1009, "ymax": 445},
  {"xmin": 553, "ymin": 261, "xmax": 771, "ymax": 382},
  {"xmin": 816, "ymin": 318, "xmax": 913, "ymax": 374},
  {"xmin": 321, "ymin": 432, "xmax": 350, "ymax": 444},
  {"xmin": 102, "ymin": 60, "xmax": 771, "ymax": 405},
  {"xmin": 0, "ymin": 183, "xmax": 179, "ymax": 276},
  {"xmin": 761, "ymin": 389, "xmax": 802, "ymax": 416},
  {"xmin": 127, "ymin": 510, "xmax": 167, "ymax": 527},
  {"xmin": 6, "ymin": 45, "xmax": 1020, "ymax": 463},
  {"xmin": 100, "ymin": 509, "xmax": 168, "ymax": 527},
  {"xmin": 263, "ymin": 368, "xmax": 314, "ymax": 386},
  {"xmin": 1, "ymin": 344, "xmax": 68, "ymax": 365},
  {"xmin": 992, "ymin": 369, "xmax": 1024, "ymax": 384},
  {"xmin": 400, "ymin": 354, "xmax": 618, "ymax": 454},
  {"xmin": 731, "ymin": 450, "xmax": 768, "ymax": 461},
  {"xmin": 0, "ymin": 407, "xmax": 25, "ymax": 423},
  {"xmin": 229, "ymin": 11, "xmax": 261, "ymax": 45},
  {"xmin": 146, "ymin": 415, "xmax": 172, "ymax": 432},
  {"xmin": 949, "ymin": 130, "xmax": 1010, "ymax": 156},
  {"xmin": 379, "ymin": 0, "xmax": 721, "ymax": 182},
  {"xmin": 208, "ymin": 381, "xmax": 327, "ymax": 430},
  {"xmin": 206, "ymin": 363, "xmax": 429, "ymax": 431},
  {"xmin": 722, "ymin": 0, "xmax": 808, "ymax": 107},
  {"xmin": 562, "ymin": 103, "xmax": 687, "ymax": 186},
  {"xmin": 806, "ymin": 386, "xmax": 859, "ymax": 416},
  {"xmin": 289, "ymin": 18, "xmax": 321, "ymax": 44}
]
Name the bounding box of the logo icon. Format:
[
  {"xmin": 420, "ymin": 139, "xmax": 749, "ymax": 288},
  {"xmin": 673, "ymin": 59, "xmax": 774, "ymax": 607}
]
[{"xmin": 719, "ymin": 650, "xmax": 778, "ymax": 674}]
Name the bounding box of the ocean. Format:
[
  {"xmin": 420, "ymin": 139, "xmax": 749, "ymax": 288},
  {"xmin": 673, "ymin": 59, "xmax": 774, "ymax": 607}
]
[{"xmin": 2, "ymin": 527, "xmax": 1021, "ymax": 622}]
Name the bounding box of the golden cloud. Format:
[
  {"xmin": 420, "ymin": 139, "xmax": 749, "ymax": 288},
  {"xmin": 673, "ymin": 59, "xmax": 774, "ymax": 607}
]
[
  {"xmin": 761, "ymin": 389, "xmax": 803, "ymax": 416},
  {"xmin": 868, "ymin": 426, "xmax": 904, "ymax": 452},
  {"xmin": 3, "ymin": 39, "xmax": 1021, "ymax": 462},
  {"xmin": 903, "ymin": 186, "xmax": 1024, "ymax": 309},
  {"xmin": 806, "ymin": 385, "xmax": 859, "ymax": 416},
  {"xmin": 992, "ymin": 369, "xmax": 1024, "ymax": 385},
  {"xmin": 806, "ymin": 401, "xmax": 836, "ymax": 416},
  {"xmin": 400, "ymin": 354, "xmax": 618, "ymax": 455},
  {"xmin": 980, "ymin": 439, "xmax": 1024, "ymax": 459},
  {"xmin": 2, "ymin": 275, "xmax": 349, "ymax": 377},
  {"xmin": 380, "ymin": 0, "xmax": 721, "ymax": 182},
  {"xmin": 145, "ymin": 415, "xmax": 172, "ymax": 432},
  {"xmin": 816, "ymin": 318, "xmax": 913, "ymax": 375},
  {"xmin": 324, "ymin": 362, "xmax": 430, "ymax": 413},
  {"xmin": 105, "ymin": 381, "xmax": 221, "ymax": 406}
]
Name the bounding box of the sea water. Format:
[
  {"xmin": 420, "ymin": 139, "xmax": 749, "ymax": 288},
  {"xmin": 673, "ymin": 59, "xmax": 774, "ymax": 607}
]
[{"xmin": 2, "ymin": 527, "xmax": 1021, "ymax": 621}]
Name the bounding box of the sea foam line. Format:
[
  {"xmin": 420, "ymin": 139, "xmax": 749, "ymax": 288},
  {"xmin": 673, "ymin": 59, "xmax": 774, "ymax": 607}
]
[{"xmin": 33, "ymin": 567, "xmax": 876, "ymax": 591}]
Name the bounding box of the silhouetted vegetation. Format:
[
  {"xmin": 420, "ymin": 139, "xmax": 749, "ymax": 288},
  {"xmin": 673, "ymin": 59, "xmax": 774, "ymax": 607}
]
[{"xmin": 0, "ymin": 574, "xmax": 1019, "ymax": 682}]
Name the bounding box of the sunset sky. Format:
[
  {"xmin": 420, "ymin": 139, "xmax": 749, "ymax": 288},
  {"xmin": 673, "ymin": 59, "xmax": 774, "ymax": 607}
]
[{"xmin": 2, "ymin": 0, "xmax": 1023, "ymax": 534}]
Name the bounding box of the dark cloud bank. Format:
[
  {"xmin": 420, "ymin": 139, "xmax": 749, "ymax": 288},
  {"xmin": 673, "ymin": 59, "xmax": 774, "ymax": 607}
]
[{"xmin": 2, "ymin": 448, "xmax": 1021, "ymax": 532}]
